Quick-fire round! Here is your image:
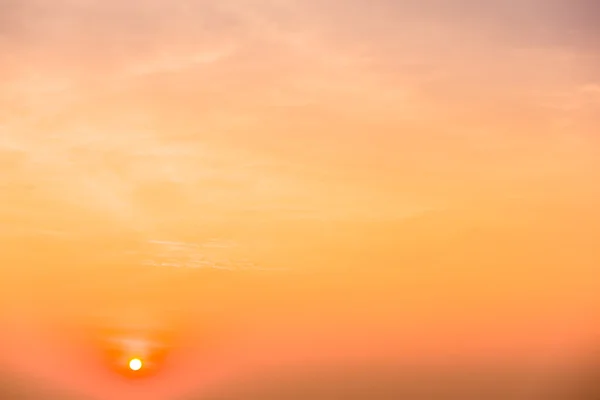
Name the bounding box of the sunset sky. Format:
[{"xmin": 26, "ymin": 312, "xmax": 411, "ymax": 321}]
[{"xmin": 1, "ymin": 1, "xmax": 599, "ymax": 399}]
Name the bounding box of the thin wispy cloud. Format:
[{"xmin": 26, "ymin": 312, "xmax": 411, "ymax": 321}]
[
  {"xmin": 1, "ymin": 0, "xmax": 599, "ymax": 246},
  {"xmin": 141, "ymin": 238, "xmax": 287, "ymax": 271}
]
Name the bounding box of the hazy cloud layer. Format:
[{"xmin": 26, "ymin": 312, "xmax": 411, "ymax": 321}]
[{"xmin": 1, "ymin": 1, "xmax": 599, "ymax": 265}]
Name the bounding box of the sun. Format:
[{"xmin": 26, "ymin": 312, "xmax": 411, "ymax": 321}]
[{"xmin": 129, "ymin": 358, "xmax": 143, "ymax": 371}]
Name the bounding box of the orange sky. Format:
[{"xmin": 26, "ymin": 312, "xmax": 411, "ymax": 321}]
[{"xmin": 1, "ymin": 1, "xmax": 600, "ymax": 399}]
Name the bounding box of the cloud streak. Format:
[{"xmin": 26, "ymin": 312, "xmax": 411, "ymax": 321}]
[{"xmin": 1, "ymin": 0, "xmax": 599, "ymax": 260}]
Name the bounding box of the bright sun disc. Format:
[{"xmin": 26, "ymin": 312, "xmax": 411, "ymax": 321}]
[{"xmin": 129, "ymin": 358, "xmax": 142, "ymax": 371}]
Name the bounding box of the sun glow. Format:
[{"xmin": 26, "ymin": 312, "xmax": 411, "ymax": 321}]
[{"xmin": 129, "ymin": 358, "xmax": 142, "ymax": 371}]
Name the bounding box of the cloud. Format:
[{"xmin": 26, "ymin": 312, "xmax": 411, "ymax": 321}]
[
  {"xmin": 1, "ymin": 0, "xmax": 599, "ymax": 239},
  {"xmin": 140, "ymin": 239, "xmax": 289, "ymax": 271}
]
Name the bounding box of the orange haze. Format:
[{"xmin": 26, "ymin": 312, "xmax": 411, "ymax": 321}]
[{"xmin": 1, "ymin": 1, "xmax": 599, "ymax": 399}]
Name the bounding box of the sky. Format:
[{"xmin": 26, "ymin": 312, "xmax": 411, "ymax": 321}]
[{"xmin": 1, "ymin": 1, "xmax": 600, "ymax": 399}]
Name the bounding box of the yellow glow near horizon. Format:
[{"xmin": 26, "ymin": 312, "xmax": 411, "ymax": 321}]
[{"xmin": 129, "ymin": 358, "xmax": 142, "ymax": 371}]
